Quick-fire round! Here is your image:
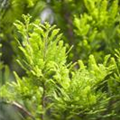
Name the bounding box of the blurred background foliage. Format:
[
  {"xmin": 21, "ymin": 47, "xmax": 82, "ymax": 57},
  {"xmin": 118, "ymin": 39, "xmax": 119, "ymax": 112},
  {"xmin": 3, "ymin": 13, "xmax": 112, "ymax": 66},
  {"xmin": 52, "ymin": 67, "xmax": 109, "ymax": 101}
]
[{"xmin": 1, "ymin": 0, "xmax": 120, "ymax": 120}]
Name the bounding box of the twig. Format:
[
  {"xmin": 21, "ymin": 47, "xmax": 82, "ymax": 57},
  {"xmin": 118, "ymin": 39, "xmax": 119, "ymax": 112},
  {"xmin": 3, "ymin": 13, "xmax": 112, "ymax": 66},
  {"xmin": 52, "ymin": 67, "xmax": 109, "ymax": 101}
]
[
  {"xmin": 41, "ymin": 83, "xmax": 46, "ymax": 120},
  {"xmin": 12, "ymin": 101, "xmax": 35, "ymax": 119}
]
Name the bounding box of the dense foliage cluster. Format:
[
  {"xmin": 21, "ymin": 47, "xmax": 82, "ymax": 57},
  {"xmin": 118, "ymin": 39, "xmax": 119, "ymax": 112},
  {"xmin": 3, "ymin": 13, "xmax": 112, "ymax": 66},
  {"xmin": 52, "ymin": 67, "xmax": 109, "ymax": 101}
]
[{"xmin": 0, "ymin": 0, "xmax": 120, "ymax": 120}]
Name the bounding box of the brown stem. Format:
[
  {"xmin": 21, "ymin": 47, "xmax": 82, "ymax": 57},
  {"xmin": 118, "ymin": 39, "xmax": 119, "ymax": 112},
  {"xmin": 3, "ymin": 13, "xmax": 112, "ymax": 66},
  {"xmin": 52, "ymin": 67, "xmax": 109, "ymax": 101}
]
[
  {"xmin": 41, "ymin": 83, "xmax": 46, "ymax": 120},
  {"xmin": 4, "ymin": 101, "xmax": 35, "ymax": 119}
]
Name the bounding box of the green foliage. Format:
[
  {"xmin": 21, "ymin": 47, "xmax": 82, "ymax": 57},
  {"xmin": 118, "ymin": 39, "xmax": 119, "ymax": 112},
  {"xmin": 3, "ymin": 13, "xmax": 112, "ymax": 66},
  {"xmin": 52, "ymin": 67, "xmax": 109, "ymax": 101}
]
[
  {"xmin": 51, "ymin": 54, "xmax": 114, "ymax": 120},
  {"xmin": 1, "ymin": 0, "xmax": 120, "ymax": 120},
  {"xmin": 74, "ymin": 0, "xmax": 120, "ymax": 62},
  {"xmin": 1, "ymin": 15, "xmax": 71, "ymax": 119},
  {"xmin": 1, "ymin": 15, "xmax": 120, "ymax": 120},
  {"xmin": 0, "ymin": 0, "xmax": 45, "ymax": 69},
  {"xmin": 0, "ymin": 0, "xmax": 44, "ymax": 29}
]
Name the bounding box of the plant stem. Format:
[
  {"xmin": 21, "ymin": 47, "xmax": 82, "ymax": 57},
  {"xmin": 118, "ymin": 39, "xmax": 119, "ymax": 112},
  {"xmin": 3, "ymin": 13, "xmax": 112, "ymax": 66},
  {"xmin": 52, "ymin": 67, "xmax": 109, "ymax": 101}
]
[{"xmin": 41, "ymin": 83, "xmax": 46, "ymax": 120}]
